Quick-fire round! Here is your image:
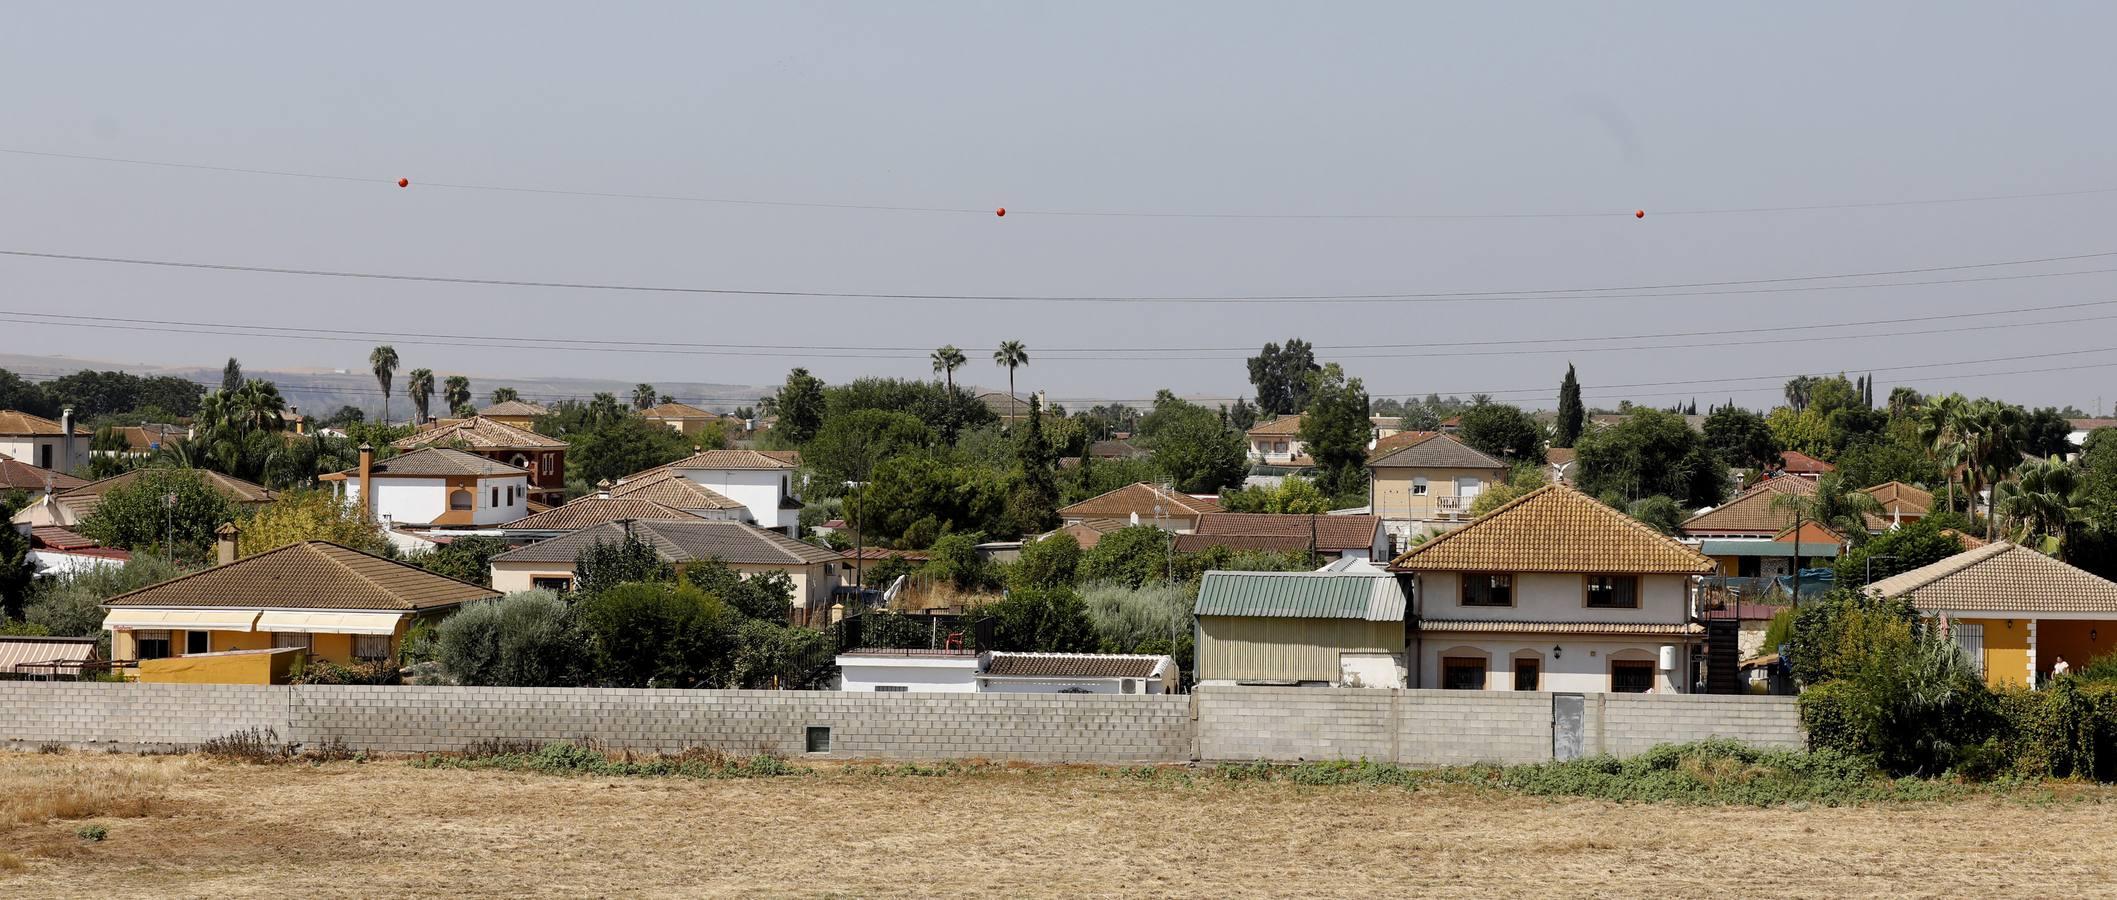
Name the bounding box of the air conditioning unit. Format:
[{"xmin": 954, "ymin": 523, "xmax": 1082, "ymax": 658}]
[{"xmin": 1121, "ymin": 679, "xmax": 1140, "ymax": 694}]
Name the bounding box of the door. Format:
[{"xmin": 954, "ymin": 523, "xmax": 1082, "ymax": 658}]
[
  {"xmin": 1513, "ymin": 658, "xmax": 1540, "ymax": 691},
  {"xmin": 1552, "ymin": 694, "xmax": 1585, "ymax": 761},
  {"xmin": 1456, "ymin": 477, "xmax": 1483, "ymax": 503}
]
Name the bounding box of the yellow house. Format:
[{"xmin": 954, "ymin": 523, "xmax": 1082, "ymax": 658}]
[
  {"xmin": 1365, "ymin": 432, "xmax": 1507, "ymax": 555},
  {"xmin": 477, "ymin": 399, "xmax": 549, "ymax": 431},
  {"xmin": 638, "ymin": 401, "xmax": 727, "ymax": 439},
  {"xmin": 102, "ymin": 537, "xmax": 498, "ymax": 678},
  {"xmin": 1867, "ymin": 542, "xmax": 2117, "ymax": 688}
]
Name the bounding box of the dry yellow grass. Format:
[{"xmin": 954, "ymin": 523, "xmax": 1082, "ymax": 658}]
[{"xmin": 4, "ymin": 752, "xmax": 2117, "ymax": 897}]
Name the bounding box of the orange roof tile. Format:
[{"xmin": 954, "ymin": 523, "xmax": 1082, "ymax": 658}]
[
  {"xmin": 1057, "ymin": 483, "xmax": 1220, "ymax": 521},
  {"xmin": 105, "ymin": 541, "xmax": 498, "ymax": 611},
  {"xmin": 0, "ymin": 410, "xmax": 88, "ymax": 437},
  {"xmin": 1391, "ymin": 483, "xmax": 1713, "ymax": 574},
  {"xmin": 1246, "ymin": 415, "xmax": 1304, "ymax": 437},
  {"xmin": 1868, "ymin": 542, "xmax": 2117, "ymax": 614}
]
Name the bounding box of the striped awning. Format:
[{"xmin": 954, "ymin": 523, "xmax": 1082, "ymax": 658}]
[
  {"xmin": 255, "ymin": 610, "xmax": 403, "ymax": 635},
  {"xmin": 103, "ymin": 608, "xmax": 261, "ymax": 632}
]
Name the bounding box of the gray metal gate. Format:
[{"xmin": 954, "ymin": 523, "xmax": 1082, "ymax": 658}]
[{"xmin": 1552, "ymin": 693, "xmax": 1585, "ymax": 761}]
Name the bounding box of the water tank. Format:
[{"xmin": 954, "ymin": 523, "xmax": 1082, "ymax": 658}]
[{"xmin": 1658, "ymin": 645, "xmax": 1678, "ymax": 672}]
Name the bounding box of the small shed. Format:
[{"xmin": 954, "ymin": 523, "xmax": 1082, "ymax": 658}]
[
  {"xmin": 1192, "ymin": 570, "xmax": 1409, "ymax": 688},
  {"xmin": 978, "ymin": 652, "xmax": 1179, "ymax": 694}
]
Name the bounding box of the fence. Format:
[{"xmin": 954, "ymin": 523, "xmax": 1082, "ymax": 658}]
[{"xmin": 0, "ymin": 682, "xmax": 1805, "ymax": 765}]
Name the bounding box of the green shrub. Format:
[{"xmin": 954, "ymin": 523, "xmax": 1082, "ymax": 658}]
[
  {"xmin": 1796, "ymin": 624, "xmax": 1999, "ymax": 777},
  {"xmin": 1788, "ymin": 588, "xmax": 1919, "ymax": 686},
  {"xmin": 978, "ymin": 585, "xmax": 1096, "ymax": 652},
  {"xmin": 1995, "ymin": 678, "xmax": 2117, "ymax": 780},
  {"xmin": 1010, "ymin": 533, "xmax": 1081, "ymax": 592},
  {"xmin": 289, "ymin": 659, "xmax": 400, "ymax": 686},
  {"xmin": 414, "ymin": 740, "xmax": 803, "ymax": 780},
  {"xmin": 574, "ymin": 582, "xmax": 734, "ymax": 688},
  {"xmin": 433, "ymin": 590, "xmax": 584, "ymax": 687}
]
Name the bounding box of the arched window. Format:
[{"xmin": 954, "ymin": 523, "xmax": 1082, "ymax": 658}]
[{"xmin": 449, "ymin": 489, "xmax": 473, "ymax": 511}]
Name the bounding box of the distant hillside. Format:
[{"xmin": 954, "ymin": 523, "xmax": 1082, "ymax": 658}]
[{"xmin": 0, "ymin": 352, "xmax": 775, "ymax": 420}]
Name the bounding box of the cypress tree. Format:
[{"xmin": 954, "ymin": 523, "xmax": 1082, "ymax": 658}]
[{"xmin": 1554, "ymin": 363, "xmax": 1585, "ymax": 448}]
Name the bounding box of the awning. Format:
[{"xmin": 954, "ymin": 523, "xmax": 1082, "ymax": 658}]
[
  {"xmin": 103, "ymin": 608, "xmax": 261, "ymax": 632},
  {"xmin": 255, "ymin": 611, "xmax": 404, "ymax": 635}
]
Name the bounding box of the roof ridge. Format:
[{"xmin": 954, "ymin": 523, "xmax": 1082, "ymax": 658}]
[
  {"xmin": 1874, "ymin": 541, "xmax": 2019, "ymax": 596},
  {"xmin": 1394, "ymin": 482, "xmax": 1710, "ymax": 571},
  {"xmin": 102, "ymin": 538, "xmax": 312, "ymax": 606}
]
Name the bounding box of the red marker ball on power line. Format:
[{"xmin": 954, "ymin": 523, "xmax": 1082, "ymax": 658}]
[
  {"xmin": 1634, "ymin": 209, "xmax": 1645, "ymax": 219},
  {"xmin": 995, "ymin": 207, "xmax": 1006, "ymax": 217},
  {"xmin": 398, "ymin": 178, "xmax": 410, "ymax": 188}
]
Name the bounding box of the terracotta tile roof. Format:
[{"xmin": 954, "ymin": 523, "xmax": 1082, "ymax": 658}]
[
  {"xmin": 339, "ymin": 448, "xmax": 527, "ymax": 478},
  {"xmin": 1418, "ymin": 619, "xmax": 1703, "ymax": 636},
  {"xmin": 0, "ymin": 410, "xmax": 88, "ymax": 437},
  {"xmin": 607, "ymin": 468, "xmax": 747, "ymax": 510},
  {"xmin": 1088, "ymin": 439, "xmax": 1148, "ymax": 459},
  {"xmin": 1367, "ymin": 432, "xmax": 1505, "ymax": 469},
  {"xmin": 661, "ymin": 448, "xmax": 798, "ymax": 471},
  {"xmin": 1057, "ymin": 483, "xmax": 1220, "ymax": 521},
  {"xmin": 982, "ymin": 652, "xmax": 1168, "ymax": 679},
  {"xmin": 840, "ymin": 547, "xmax": 932, "ymax": 562},
  {"xmin": 111, "ymin": 424, "xmax": 186, "ymax": 451},
  {"xmin": 1777, "ymin": 450, "xmax": 1836, "ymax": 475},
  {"xmin": 1391, "ymin": 483, "xmax": 1713, "ymax": 574},
  {"xmin": 1868, "ymin": 542, "xmax": 2117, "ymax": 614},
  {"xmin": 58, "ymin": 468, "xmax": 272, "ymax": 520},
  {"xmin": 1679, "ymin": 476, "xmax": 1816, "ymax": 536},
  {"xmin": 105, "ymin": 541, "xmax": 499, "ymax": 611},
  {"xmin": 1179, "ymin": 513, "xmax": 1380, "ymax": 553},
  {"xmin": 1246, "ymin": 415, "xmax": 1304, "ymax": 437},
  {"xmin": 1861, "ymin": 481, "xmax": 1933, "ymax": 516},
  {"xmin": 1047, "ymin": 520, "xmax": 1124, "ymax": 550},
  {"xmin": 501, "ymin": 496, "xmax": 704, "ymax": 531},
  {"xmin": 1941, "ymin": 529, "xmax": 1990, "ymax": 551},
  {"xmin": 392, "ymin": 416, "xmax": 566, "ymax": 450},
  {"xmin": 478, "ymin": 400, "xmax": 549, "ymax": 417},
  {"xmin": 639, "ymin": 402, "xmax": 718, "ymax": 420},
  {"xmin": 0, "ymin": 454, "xmax": 85, "ymax": 492},
  {"xmin": 2069, "ymin": 418, "xmax": 2117, "ymax": 432},
  {"xmin": 30, "ymin": 526, "xmax": 102, "ymax": 551},
  {"xmin": 490, "ymin": 519, "xmax": 841, "ymax": 566},
  {"xmin": 1370, "ymin": 416, "xmax": 1402, "ymax": 430}
]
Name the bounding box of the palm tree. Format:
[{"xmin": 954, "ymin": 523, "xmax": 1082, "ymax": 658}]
[
  {"xmin": 1885, "ymin": 386, "xmax": 1924, "ymax": 420},
  {"xmin": 1956, "ymin": 399, "xmax": 2026, "ymax": 540},
  {"xmin": 406, "ymin": 368, "xmax": 436, "ymax": 424},
  {"xmin": 369, "ymin": 346, "xmax": 399, "ymax": 426},
  {"xmin": 931, "ymin": 345, "xmax": 966, "ymax": 393},
  {"xmin": 443, "ymin": 375, "xmax": 472, "ymax": 417},
  {"xmin": 490, "ymin": 387, "xmax": 520, "ymax": 404},
  {"xmin": 1768, "ymin": 474, "xmax": 1885, "ymax": 598},
  {"xmin": 993, "ymin": 340, "xmax": 1029, "ymax": 425},
  {"xmin": 229, "ymin": 380, "xmax": 288, "ymax": 433},
  {"xmin": 1997, "ymin": 457, "xmax": 2087, "ymax": 555},
  {"xmin": 633, "ymin": 384, "xmax": 658, "ymax": 410},
  {"xmin": 1915, "ymin": 393, "xmax": 1966, "ymax": 511}
]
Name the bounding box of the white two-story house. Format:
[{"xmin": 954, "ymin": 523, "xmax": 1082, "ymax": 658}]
[
  {"xmin": 0, "ymin": 409, "xmax": 88, "ymax": 475},
  {"xmin": 639, "ymin": 448, "xmax": 801, "ymax": 537},
  {"xmin": 1390, "ymin": 482, "xmax": 1715, "ymax": 694},
  {"xmin": 320, "ymin": 447, "xmax": 532, "ymax": 530}
]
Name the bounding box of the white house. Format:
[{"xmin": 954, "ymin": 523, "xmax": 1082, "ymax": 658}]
[
  {"xmin": 0, "ymin": 409, "xmax": 88, "ymax": 475},
  {"xmin": 1390, "ymin": 482, "xmax": 1716, "ymax": 694},
  {"xmin": 319, "ymin": 446, "xmax": 531, "ymax": 529},
  {"xmin": 644, "ymin": 449, "xmax": 801, "ymax": 537},
  {"xmin": 1245, "ymin": 415, "xmax": 1308, "ymax": 465},
  {"xmin": 836, "ymin": 649, "xmax": 982, "ymax": 692}
]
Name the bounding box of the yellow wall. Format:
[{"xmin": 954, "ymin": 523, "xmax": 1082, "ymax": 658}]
[
  {"xmin": 1371, "ymin": 465, "xmax": 1507, "ymax": 520},
  {"xmin": 1962, "ymin": 617, "xmax": 2031, "ymax": 688},
  {"xmin": 139, "ymin": 649, "xmax": 302, "ymax": 685},
  {"xmin": 2036, "ymin": 619, "xmax": 2117, "ymax": 674}
]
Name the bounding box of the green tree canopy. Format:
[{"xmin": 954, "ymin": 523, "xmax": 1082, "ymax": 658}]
[
  {"xmin": 981, "ymin": 585, "xmax": 1096, "ymax": 652},
  {"xmin": 77, "ymin": 469, "xmax": 240, "ymax": 563},
  {"xmin": 1245, "ymin": 338, "xmax": 1319, "ymax": 417},
  {"xmin": 1136, "ymin": 394, "xmax": 1247, "ymax": 494},
  {"xmin": 773, "ymin": 368, "xmax": 827, "ymax": 445},
  {"xmin": 1219, "ymin": 477, "xmax": 1332, "ymax": 514},
  {"xmin": 1703, "ymin": 405, "xmax": 1782, "ymax": 472},
  {"xmin": 1456, "ymin": 402, "xmax": 1545, "ymax": 464},
  {"xmin": 572, "ymin": 531, "xmax": 675, "ymax": 597},
  {"xmin": 574, "ymin": 582, "xmax": 736, "ymax": 688},
  {"xmin": 1553, "ymin": 364, "xmax": 1585, "ymax": 449},
  {"xmin": 1011, "ymin": 533, "xmax": 1082, "ymax": 592},
  {"xmin": 565, "ymin": 415, "xmax": 693, "ymax": 487},
  {"xmin": 803, "ymin": 409, "xmax": 935, "ymax": 495},
  {"xmin": 236, "ymin": 490, "xmax": 390, "ymax": 558},
  {"xmin": 434, "ymin": 590, "xmax": 584, "ymax": 687},
  {"xmin": 1573, "ymin": 409, "xmax": 1726, "ymax": 508},
  {"xmin": 1079, "ymin": 525, "xmax": 1173, "ymax": 588},
  {"xmin": 412, "ymin": 536, "xmax": 513, "ymax": 587},
  {"xmin": 1297, "ymin": 363, "xmax": 1372, "ymax": 499}
]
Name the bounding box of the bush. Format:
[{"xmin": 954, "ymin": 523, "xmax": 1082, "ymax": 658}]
[
  {"xmin": 683, "ymin": 559, "xmax": 795, "ymax": 622},
  {"xmin": 289, "ymin": 659, "xmax": 401, "ymax": 685},
  {"xmin": 412, "ymin": 536, "xmax": 513, "ymax": 587},
  {"xmin": 979, "ymin": 586, "xmax": 1096, "ymax": 652},
  {"xmin": 1010, "ymin": 533, "xmax": 1081, "ymax": 592},
  {"xmin": 572, "ymin": 532, "xmax": 674, "ymax": 597},
  {"xmin": 1078, "ymin": 525, "xmax": 1173, "ymax": 588},
  {"xmin": 927, "ymin": 532, "xmax": 991, "ymax": 591},
  {"xmin": 574, "ymin": 582, "xmax": 735, "ymax": 688},
  {"xmin": 433, "ymin": 590, "xmax": 584, "ymax": 687},
  {"xmin": 26, "ymin": 554, "xmax": 190, "ymax": 637},
  {"xmin": 1796, "ymin": 620, "xmax": 1999, "ymax": 777},
  {"xmin": 1994, "ymin": 678, "xmax": 2117, "ymax": 780},
  {"xmin": 1788, "ymin": 589, "xmax": 1918, "ymax": 686}
]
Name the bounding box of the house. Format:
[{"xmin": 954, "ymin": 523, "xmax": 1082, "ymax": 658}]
[
  {"xmin": 1172, "ymin": 513, "xmax": 1386, "ymax": 562},
  {"xmin": 974, "ymin": 389, "xmax": 1039, "ymax": 425},
  {"xmin": 0, "ymin": 409, "xmax": 88, "ymax": 474},
  {"xmin": 1390, "ymin": 483, "xmax": 1715, "ymax": 693},
  {"xmin": 0, "ymin": 453, "xmax": 84, "ymax": 494},
  {"xmin": 1245, "ymin": 415, "xmax": 1309, "ymax": 465},
  {"xmin": 1775, "ymin": 450, "xmax": 1836, "ymax": 479},
  {"xmin": 639, "ymin": 402, "xmax": 727, "ymax": 439},
  {"xmin": 25, "ymin": 525, "xmax": 130, "ymax": 576},
  {"xmin": 1044, "ymin": 518, "xmax": 1128, "ymax": 550},
  {"xmin": 1057, "ymin": 483, "xmax": 1220, "ymax": 533},
  {"xmin": 498, "ymin": 482, "xmax": 713, "ymax": 541},
  {"xmin": 11, "ymin": 468, "xmax": 273, "ymax": 529},
  {"xmin": 478, "ymin": 399, "xmax": 549, "ymax": 430},
  {"xmin": 101, "ymin": 532, "xmax": 497, "ymax": 676},
  {"xmin": 0, "ymin": 635, "xmax": 101, "ymax": 680},
  {"xmin": 1086, "ymin": 439, "xmax": 1148, "ymax": 461},
  {"xmin": 487, "ymin": 519, "xmax": 842, "ymax": 617},
  {"xmin": 1192, "ymin": 569, "xmax": 1410, "ymax": 687},
  {"xmin": 978, "ymin": 652, "xmax": 1179, "ymax": 694},
  {"xmin": 1370, "ymin": 416, "xmax": 1403, "ymax": 441},
  {"xmin": 603, "ymin": 468, "xmax": 751, "ymax": 519},
  {"xmin": 1366, "ymin": 432, "xmax": 1508, "ymax": 551},
  {"xmin": 319, "ymin": 446, "xmax": 532, "ymax": 529},
  {"xmin": 629, "ymin": 448, "xmax": 802, "ymax": 537},
  {"xmin": 833, "ymin": 649, "xmax": 1179, "ymax": 693},
  {"xmin": 108, "ymin": 424, "xmax": 187, "ymax": 457},
  {"xmin": 1680, "ymin": 477, "xmax": 1866, "ymax": 580},
  {"xmin": 1867, "ymin": 542, "xmax": 2117, "ymax": 688},
  {"xmin": 392, "ymin": 416, "xmax": 569, "ymax": 507},
  {"xmin": 1863, "ymin": 481, "xmax": 1934, "ymax": 527}
]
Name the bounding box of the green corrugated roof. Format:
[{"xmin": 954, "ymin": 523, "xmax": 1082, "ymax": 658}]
[
  {"xmin": 1699, "ymin": 540, "xmax": 1842, "ymax": 558},
  {"xmin": 1193, "ymin": 571, "xmax": 1407, "ymax": 621}
]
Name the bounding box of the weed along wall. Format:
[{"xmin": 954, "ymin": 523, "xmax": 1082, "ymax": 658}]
[{"xmin": 0, "ymin": 682, "xmax": 1803, "ymax": 765}]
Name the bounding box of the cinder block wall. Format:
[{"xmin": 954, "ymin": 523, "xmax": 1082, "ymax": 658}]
[
  {"xmin": 1397, "ymin": 691, "xmax": 1552, "ymax": 765},
  {"xmin": 0, "ymin": 682, "xmax": 291, "ymax": 749},
  {"xmin": 1594, "ymin": 693, "xmax": 1804, "ymax": 756}
]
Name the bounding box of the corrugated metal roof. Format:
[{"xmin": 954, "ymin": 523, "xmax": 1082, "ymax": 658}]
[
  {"xmin": 1193, "ymin": 570, "xmax": 1407, "ymax": 621},
  {"xmin": 0, "ymin": 636, "xmax": 98, "ymax": 672},
  {"xmin": 983, "ymin": 652, "xmax": 1168, "ymax": 678},
  {"xmin": 1699, "ymin": 540, "xmax": 1843, "ymax": 558}
]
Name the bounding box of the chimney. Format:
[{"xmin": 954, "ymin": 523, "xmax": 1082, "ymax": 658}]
[
  {"xmin": 215, "ymin": 521, "xmax": 241, "ymax": 565},
  {"xmin": 289, "ymin": 406, "xmax": 303, "ymax": 435},
  {"xmin": 60, "ymin": 406, "xmax": 74, "ymax": 471},
  {"xmin": 596, "ymin": 478, "xmax": 613, "ymax": 500},
  {"xmin": 356, "ymin": 442, "xmax": 374, "ymax": 522}
]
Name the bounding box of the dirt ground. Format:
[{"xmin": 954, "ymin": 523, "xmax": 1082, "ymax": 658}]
[{"xmin": 5, "ymin": 752, "xmax": 2117, "ymax": 898}]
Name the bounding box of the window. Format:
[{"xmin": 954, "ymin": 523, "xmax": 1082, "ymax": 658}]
[
  {"xmin": 449, "ymin": 490, "xmax": 473, "ymax": 510},
  {"xmin": 1611, "ymin": 660, "xmax": 1656, "ymax": 693},
  {"xmin": 273, "ymin": 632, "xmax": 312, "ymax": 651},
  {"xmin": 532, "ymin": 576, "xmax": 573, "ymax": 593},
  {"xmin": 185, "ymin": 631, "xmax": 210, "ymax": 655},
  {"xmin": 1411, "ymin": 476, "xmax": 1429, "ymax": 496},
  {"xmin": 1952, "ymin": 622, "xmax": 1986, "ymax": 677},
  {"xmin": 1461, "ymin": 573, "xmax": 1513, "ymax": 607},
  {"xmin": 542, "ymin": 454, "xmax": 555, "ymax": 475},
  {"xmin": 490, "ymin": 487, "xmax": 500, "ymax": 508},
  {"xmin": 873, "ymin": 685, "xmax": 909, "ymax": 693},
  {"xmin": 1442, "ymin": 657, "xmax": 1486, "ymax": 690},
  {"xmin": 805, "ymin": 726, "xmax": 833, "ymax": 753},
  {"xmin": 1513, "ymin": 658, "xmax": 1540, "ymax": 691},
  {"xmin": 353, "ymin": 635, "xmax": 391, "ymax": 662},
  {"xmin": 1274, "ymin": 441, "xmax": 1288, "ymax": 454},
  {"xmin": 38, "ymin": 444, "xmax": 53, "ymax": 469},
  {"xmin": 1586, "ymin": 575, "xmax": 1640, "ymax": 609},
  {"xmin": 135, "ymin": 630, "xmax": 172, "ymax": 660}
]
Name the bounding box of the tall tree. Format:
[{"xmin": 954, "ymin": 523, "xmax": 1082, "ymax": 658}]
[
  {"xmin": 993, "ymin": 341, "xmax": 1029, "ymax": 425},
  {"xmin": 1456, "ymin": 402, "xmax": 1545, "ymax": 463},
  {"xmin": 632, "ymin": 384, "xmax": 658, "ymax": 410},
  {"xmin": 1703, "ymin": 405, "xmax": 1782, "ymax": 472},
  {"xmin": 774, "ymin": 368, "xmax": 827, "ymax": 444},
  {"xmin": 1006, "ymin": 394, "xmax": 1061, "ymax": 535},
  {"xmin": 369, "ymin": 345, "xmax": 399, "ymax": 426},
  {"xmin": 930, "ymin": 345, "xmax": 967, "ymax": 393},
  {"xmin": 220, "ymin": 357, "xmax": 243, "ymax": 393},
  {"xmin": 1553, "ymin": 363, "xmax": 1585, "ymax": 449},
  {"xmin": 1296, "ymin": 363, "xmax": 1373, "ymax": 498},
  {"xmin": 1227, "ymin": 397, "xmax": 1258, "ymax": 432},
  {"xmin": 1996, "ymin": 458, "xmax": 2087, "ymax": 555},
  {"xmin": 489, "ymin": 386, "xmax": 520, "ymax": 404},
  {"xmin": 1246, "ymin": 339, "xmax": 1319, "ymax": 417},
  {"xmin": 443, "ymin": 375, "xmax": 472, "ymax": 417},
  {"xmin": 1915, "ymin": 393, "xmax": 1967, "ymax": 512},
  {"xmin": 1136, "ymin": 394, "xmax": 1247, "ymax": 494},
  {"xmin": 1573, "ymin": 409, "xmax": 1726, "ymax": 508},
  {"xmin": 406, "ymin": 368, "xmax": 436, "ymax": 424}
]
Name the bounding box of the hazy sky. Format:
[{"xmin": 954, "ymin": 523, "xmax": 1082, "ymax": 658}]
[{"xmin": 4, "ymin": 2, "xmax": 2117, "ymax": 412}]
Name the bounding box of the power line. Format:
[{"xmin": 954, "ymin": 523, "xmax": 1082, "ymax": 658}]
[
  {"xmin": 5, "ymin": 246, "xmax": 2117, "ymax": 304},
  {"xmin": 12, "ymin": 144, "xmax": 2117, "ymax": 220}
]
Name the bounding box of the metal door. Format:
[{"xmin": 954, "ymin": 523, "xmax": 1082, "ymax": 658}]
[{"xmin": 1552, "ymin": 693, "xmax": 1585, "ymax": 761}]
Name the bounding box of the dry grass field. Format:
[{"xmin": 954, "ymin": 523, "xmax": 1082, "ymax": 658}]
[{"xmin": 5, "ymin": 750, "xmax": 2117, "ymax": 898}]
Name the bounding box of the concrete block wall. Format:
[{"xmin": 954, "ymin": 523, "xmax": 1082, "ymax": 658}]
[
  {"xmin": 1194, "ymin": 686, "xmax": 1397, "ymax": 762},
  {"xmin": 1397, "ymin": 691, "xmax": 1552, "ymax": 765},
  {"xmin": 0, "ymin": 682, "xmax": 291, "ymax": 750},
  {"xmin": 1594, "ymin": 693, "xmax": 1804, "ymax": 756}
]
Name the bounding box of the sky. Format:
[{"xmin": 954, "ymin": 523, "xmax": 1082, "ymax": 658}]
[{"xmin": 3, "ymin": 2, "xmax": 2117, "ymax": 413}]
